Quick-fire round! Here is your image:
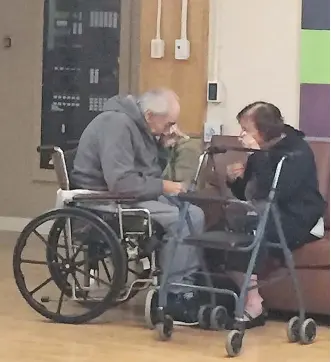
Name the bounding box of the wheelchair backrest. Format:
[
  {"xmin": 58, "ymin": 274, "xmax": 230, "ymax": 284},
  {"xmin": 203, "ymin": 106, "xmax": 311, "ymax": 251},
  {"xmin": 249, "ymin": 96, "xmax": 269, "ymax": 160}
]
[{"xmin": 51, "ymin": 147, "xmax": 77, "ymax": 191}]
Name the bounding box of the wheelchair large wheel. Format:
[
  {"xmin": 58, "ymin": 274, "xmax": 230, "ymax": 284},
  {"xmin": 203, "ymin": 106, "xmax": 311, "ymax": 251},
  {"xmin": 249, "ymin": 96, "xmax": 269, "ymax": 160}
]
[
  {"xmin": 47, "ymin": 217, "xmax": 152, "ymax": 306},
  {"xmin": 13, "ymin": 207, "xmax": 126, "ymax": 324}
]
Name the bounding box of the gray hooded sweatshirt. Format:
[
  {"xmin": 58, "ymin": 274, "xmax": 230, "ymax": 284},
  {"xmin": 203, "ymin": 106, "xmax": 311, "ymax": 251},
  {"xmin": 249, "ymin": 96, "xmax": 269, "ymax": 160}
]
[{"xmin": 71, "ymin": 95, "xmax": 164, "ymax": 201}]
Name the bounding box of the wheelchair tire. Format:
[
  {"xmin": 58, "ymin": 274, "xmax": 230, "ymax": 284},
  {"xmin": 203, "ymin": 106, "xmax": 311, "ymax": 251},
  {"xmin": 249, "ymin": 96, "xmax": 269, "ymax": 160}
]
[
  {"xmin": 144, "ymin": 288, "xmax": 158, "ymax": 330},
  {"xmin": 13, "ymin": 207, "xmax": 126, "ymax": 324},
  {"xmin": 47, "ymin": 217, "xmax": 152, "ymax": 307}
]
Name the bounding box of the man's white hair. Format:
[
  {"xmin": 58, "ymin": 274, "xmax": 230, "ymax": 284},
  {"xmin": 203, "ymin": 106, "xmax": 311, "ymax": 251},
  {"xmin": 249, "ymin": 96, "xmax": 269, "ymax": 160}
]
[{"xmin": 138, "ymin": 88, "xmax": 178, "ymax": 116}]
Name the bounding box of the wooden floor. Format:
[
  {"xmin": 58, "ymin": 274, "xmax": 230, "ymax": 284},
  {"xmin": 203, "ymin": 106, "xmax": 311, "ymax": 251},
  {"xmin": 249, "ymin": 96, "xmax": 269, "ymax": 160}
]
[{"xmin": 1, "ymin": 232, "xmax": 329, "ymax": 361}]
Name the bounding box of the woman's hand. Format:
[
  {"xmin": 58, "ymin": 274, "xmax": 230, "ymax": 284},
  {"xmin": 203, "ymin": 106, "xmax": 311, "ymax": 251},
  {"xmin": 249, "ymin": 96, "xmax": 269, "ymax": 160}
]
[{"xmin": 226, "ymin": 162, "xmax": 245, "ymax": 181}]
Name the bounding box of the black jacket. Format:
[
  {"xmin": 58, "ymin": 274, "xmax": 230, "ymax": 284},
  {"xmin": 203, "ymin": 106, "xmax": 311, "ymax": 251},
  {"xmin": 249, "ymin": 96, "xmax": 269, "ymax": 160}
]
[{"xmin": 228, "ymin": 125, "xmax": 326, "ymax": 247}]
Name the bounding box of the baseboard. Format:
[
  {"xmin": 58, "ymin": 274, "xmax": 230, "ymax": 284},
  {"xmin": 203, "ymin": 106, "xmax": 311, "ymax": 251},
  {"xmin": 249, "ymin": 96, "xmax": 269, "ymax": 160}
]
[
  {"xmin": 0, "ymin": 217, "xmax": 32, "ymax": 232},
  {"xmin": 0, "ymin": 217, "xmax": 52, "ymax": 235}
]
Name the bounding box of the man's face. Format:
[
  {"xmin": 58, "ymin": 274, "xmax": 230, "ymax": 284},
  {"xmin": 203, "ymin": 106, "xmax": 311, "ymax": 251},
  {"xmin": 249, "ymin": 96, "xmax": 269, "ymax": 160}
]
[
  {"xmin": 147, "ymin": 114, "xmax": 176, "ymax": 136},
  {"xmin": 146, "ymin": 100, "xmax": 180, "ymax": 136}
]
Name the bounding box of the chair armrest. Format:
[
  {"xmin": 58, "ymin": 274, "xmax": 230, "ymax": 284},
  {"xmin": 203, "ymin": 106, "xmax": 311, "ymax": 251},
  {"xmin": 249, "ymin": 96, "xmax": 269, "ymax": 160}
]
[{"xmin": 72, "ymin": 191, "xmax": 137, "ymax": 203}]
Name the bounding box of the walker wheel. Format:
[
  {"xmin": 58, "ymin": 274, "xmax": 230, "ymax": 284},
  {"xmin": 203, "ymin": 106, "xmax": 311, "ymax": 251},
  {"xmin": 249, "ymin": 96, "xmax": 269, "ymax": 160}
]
[
  {"xmin": 144, "ymin": 289, "xmax": 158, "ymax": 330},
  {"xmin": 198, "ymin": 305, "xmax": 212, "ymax": 330},
  {"xmin": 299, "ymin": 318, "xmax": 317, "ymax": 345},
  {"xmin": 210, "ymin": 306, "xmax": 228, "ymax": 330},
  {"xmin": 226, "ymin": 330, "xmax": 243, "ymax": 357},
  {"xmin": 156, "ymin": 315, "xmax": 173, "ymax": 341},
  {"xmin": 287, "ymin": 316, "xmax": 300, "ymax": 343}
]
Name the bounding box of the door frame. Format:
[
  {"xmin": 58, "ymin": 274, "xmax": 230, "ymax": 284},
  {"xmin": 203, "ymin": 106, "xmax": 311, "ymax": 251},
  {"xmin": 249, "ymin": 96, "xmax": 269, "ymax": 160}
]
[{"xmin": 119, "ymin": 0, "xmax": 141, "ymax": 95}]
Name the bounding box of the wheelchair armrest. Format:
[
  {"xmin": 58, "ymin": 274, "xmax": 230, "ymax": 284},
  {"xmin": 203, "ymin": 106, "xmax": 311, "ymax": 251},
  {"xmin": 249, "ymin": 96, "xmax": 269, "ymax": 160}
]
[{"xmin": 72, "ymin": 191, "xmax": 138, "ymax": 203}]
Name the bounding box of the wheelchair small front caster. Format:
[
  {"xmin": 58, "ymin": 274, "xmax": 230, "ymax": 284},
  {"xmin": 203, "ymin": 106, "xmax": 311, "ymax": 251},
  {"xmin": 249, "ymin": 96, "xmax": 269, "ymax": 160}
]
[
  {"xmin": 156, "ymin": 315, "xmax": 173, "ymax": 341},
  {"xmin": 299, "ymin": 318, "xmax": 317, "ymax": 345},
  {"xmin": 144, "ymin": 289, "xmax": 158, "ymax": 330},
  {"xmin": 226, "ymin": 330, "xmax": 244, "ymax": 357},
  {"xmin": 210, "ymin": 306, "xmax": 228, "ymax": 330},
  {"xmin": 198, "ymin": 305, "xmax": 212, "ymax": 330},
  {"xmin": 287, "ymin": 316, "xmax": 300, "ymax": 343}
]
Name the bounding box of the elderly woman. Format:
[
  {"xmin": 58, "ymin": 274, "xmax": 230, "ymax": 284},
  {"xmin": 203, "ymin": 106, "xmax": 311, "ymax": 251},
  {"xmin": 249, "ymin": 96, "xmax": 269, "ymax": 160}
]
[{"xmin": 224, "ymin": 101, "xmax": 326, "ymax": 328}]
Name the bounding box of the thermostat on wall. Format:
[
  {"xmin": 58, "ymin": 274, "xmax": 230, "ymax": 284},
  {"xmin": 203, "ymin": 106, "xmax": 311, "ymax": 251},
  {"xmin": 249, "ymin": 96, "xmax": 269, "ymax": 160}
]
[{"xmin": 207, "ymin": 81, "xmax": 221, "ymax": 103}]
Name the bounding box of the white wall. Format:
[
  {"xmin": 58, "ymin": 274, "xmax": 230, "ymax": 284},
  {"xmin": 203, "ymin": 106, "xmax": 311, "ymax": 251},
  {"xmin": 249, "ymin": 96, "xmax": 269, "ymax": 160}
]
[{"xmin": 206, "ymin": 0, "xmax": 302, "ymax": 136}]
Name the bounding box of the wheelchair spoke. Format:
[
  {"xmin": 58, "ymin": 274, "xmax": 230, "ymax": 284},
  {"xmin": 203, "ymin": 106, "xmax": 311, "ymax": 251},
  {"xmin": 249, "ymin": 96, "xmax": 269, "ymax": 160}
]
[
  {"xmin": 20, "ymin": 259, "xmax": 48, "ymax": 266},
  {"xmin": 30, "ymin": 277, "xmax": 53, "ymax": 296},
  {"xmin": 33, "ymin": 230, "xmax": 65, "ymax": 262},
  {"xmin": 56, "ymin": 275, "xmax": 68, "ymax": 314},
  {"xmin": 74, "ymin": 266, "xmax": 112, "ymax": 288},
  {"xmin": 62, "ymin": 221, "xmax": 71, "ymax": 260},
  {"xmin": 101, "ymin": 259, "xmax": 112, "ymax": 283}
]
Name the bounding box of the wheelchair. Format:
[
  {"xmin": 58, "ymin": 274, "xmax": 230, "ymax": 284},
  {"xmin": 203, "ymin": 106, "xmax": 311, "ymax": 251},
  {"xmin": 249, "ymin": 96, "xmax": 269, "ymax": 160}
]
[
  {"xmin": 13, "ymin": 143, "xmax": 318, "ymax": 357},
  {"xmin": 13, "ymin": 145, "xmax": 164, "ymax": 324},
  {"xmin": 144, "ymin": 145, "xmax": 318, "ymax": 357}
]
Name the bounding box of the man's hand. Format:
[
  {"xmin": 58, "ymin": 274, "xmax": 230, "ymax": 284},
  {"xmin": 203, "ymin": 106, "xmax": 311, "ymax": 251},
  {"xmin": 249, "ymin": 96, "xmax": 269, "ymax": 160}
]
[
  {"xmin": 163, "ymin": 180, "xmax": 186, "ymax": 195},
  {"xmin": 226, "ymin": 162, "xmax": 245, "ymax": 182}
]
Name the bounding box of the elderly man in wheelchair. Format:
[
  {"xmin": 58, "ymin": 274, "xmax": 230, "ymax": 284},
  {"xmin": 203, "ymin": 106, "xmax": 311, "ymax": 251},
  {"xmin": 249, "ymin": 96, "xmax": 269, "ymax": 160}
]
[{"xmin": 13, "ymin": 88, "xmax": 205, "ymax": 326}]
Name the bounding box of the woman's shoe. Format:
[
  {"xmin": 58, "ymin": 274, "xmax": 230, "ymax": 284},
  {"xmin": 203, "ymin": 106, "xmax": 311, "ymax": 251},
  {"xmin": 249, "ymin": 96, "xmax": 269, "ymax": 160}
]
[
  {"xmin": 225, "ymin": 306, "xmax": 267, "ymax": 330},
  {"xmin": 243, "ymin": 310, "xmax": 266, "ymax": 329}
]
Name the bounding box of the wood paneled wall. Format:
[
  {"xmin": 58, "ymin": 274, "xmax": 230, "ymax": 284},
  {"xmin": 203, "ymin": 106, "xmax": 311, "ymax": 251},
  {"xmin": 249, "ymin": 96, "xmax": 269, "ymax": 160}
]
[{"xmin": 139, "ymin": 0, "xmax": 209, "ymax": 135}]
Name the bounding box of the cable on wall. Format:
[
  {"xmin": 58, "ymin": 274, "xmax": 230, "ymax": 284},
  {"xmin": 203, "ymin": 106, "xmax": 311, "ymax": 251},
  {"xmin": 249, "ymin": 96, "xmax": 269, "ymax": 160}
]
[
  {"xmin": 156, "ymin": 0, "xmax": 162, "ymax": 39},
  {"xmin": 151, "ymin": 0, "xmax": 165, "ymax": 59},
  {"xmin": 212, "ymin": 0, "xmax": 219, "ymax": 81},
  {"xmin": 180, "ymin": 0, "xmax": 188, "ymax": 40}
]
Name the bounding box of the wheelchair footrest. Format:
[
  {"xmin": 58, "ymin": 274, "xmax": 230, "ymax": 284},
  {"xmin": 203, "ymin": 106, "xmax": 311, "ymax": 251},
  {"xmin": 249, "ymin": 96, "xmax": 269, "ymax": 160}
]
[{"xmin": 183, "ymin": 231, "xmax": 254, "ymax": 250}]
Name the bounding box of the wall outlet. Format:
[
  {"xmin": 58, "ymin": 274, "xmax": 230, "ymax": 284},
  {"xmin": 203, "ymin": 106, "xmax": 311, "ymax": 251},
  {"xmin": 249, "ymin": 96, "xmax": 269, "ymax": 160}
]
[
  {"xmin": 175, "ymin": 38, "xmax": 190, "ymax": 60},
  {"xmin": 151, "ymin": 38, "xmax": 165, "ymax": 59}
]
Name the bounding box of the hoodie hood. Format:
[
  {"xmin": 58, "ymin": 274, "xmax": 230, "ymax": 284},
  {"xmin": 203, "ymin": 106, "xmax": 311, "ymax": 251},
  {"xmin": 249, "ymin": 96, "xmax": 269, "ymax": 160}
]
[
  {"xmin": 103, "ymin": 95, "xmax": 152, "ymax": 136},
  {"xmin": 283, "ymin": 124, "xmax": 305, "ymax": 139},
  {"xmin": 268, "ymin": 124, "xmax": 306, "ymax": 155}
]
